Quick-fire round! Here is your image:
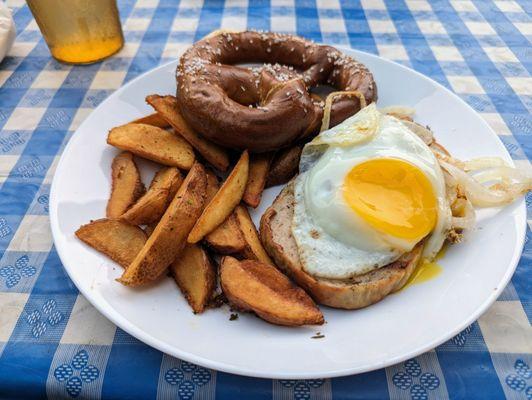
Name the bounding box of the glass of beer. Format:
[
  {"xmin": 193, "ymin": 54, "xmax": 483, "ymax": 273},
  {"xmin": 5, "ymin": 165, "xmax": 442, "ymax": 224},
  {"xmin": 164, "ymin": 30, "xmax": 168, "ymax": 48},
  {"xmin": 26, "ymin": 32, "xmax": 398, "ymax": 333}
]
[{"xmin": 26, "ymin": 0, "xmax": 124, "ymax": 64}]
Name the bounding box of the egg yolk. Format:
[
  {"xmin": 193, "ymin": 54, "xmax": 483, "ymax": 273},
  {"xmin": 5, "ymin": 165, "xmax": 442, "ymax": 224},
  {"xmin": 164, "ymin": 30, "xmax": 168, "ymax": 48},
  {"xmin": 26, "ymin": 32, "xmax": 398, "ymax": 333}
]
[{"xmin": 343, "ymin": 158, "xmax": 437, "ymax": 240}]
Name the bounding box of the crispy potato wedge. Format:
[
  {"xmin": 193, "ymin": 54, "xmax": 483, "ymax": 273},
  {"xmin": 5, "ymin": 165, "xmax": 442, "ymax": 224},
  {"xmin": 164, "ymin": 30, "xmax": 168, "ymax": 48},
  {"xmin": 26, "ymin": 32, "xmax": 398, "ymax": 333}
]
[
  {"xmin": 220, "ymin": 257, "xmax": 324, "ymax": 326},
  {"xmin": 76, "ymin": 219, "xmax": 147, "ymax": 268},
  {"xmin": 204, "ymin": 168, "xmax": 220, "ymax": 202},
  {"xmin": 188, "ymin": 151, "xmax": 249, "ymax": 244},
  {"xmin": 120, "ymin": 167, "xmax": 183, "ymax": 225},
  {"xmin": 170, "ymin": 244, "xmax": 216, "ymax": 314},
  {"xmin": 118, "ymin": 163, "xmax": 207, "ymax": 287},
  {"xmin": 131, "ymin": 112, "xmax": 170, "ymax": 128},
  {"xmin": 243, "ymin": 152, "xmax": 273, "ymax": 208},
  {"xmin": 146, "ymin": 95, "xmax": 230, "ymax": 171},
  {"xmin": 234, "ymin": 204, "xmax": 273, "ymax": 265},
  {"xmin": 106, "ymin": 152, "xmax": 145, "ymax": 218},
  {"xmin": 266, "ymin": 145, "xmax": 302, "ymax": 188},
  {"xmin": 203, "ymin": 170, "xmax": 246, "ymax": 254},
  {"xmin": 205, "ymin": 213, "xmax": 246, "ymax": 254},
  {"xmin": 107, "ymin": 123, "xmax": 195, "ymax": 170}
]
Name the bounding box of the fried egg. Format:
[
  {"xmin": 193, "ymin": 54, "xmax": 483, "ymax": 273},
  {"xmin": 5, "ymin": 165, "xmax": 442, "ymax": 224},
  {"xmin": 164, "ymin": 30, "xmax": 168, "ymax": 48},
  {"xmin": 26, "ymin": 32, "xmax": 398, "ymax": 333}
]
[{"xmin": 292, "ymin": 104, "xmax": 451, "ymax": 279}]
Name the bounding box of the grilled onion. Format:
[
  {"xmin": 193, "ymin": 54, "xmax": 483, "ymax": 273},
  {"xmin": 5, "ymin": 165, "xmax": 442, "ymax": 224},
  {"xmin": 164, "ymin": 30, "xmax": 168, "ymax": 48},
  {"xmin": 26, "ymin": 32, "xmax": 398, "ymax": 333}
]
[
  {"xmin": 439, "ymin": 160, "xmax": 531, "ymax": 208},
  {"xmin": 320, "ymin": 91, "xmax": 366, "ymax": 132}
]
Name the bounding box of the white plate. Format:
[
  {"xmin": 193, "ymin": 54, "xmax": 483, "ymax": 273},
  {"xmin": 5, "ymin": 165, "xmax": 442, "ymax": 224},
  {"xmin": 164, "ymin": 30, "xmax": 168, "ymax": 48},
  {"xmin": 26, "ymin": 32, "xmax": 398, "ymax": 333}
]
[{"xmin": 50, "ymin": 48, "xmax": 526, "ymax": 379}]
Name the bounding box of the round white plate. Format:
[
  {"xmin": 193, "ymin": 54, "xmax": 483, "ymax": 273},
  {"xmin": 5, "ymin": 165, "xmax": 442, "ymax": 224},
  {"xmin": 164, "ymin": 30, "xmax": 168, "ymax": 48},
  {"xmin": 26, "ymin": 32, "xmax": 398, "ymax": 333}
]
[{"xmin": 50, "ymin": 48, "xmax": 526, "ymax": 379}]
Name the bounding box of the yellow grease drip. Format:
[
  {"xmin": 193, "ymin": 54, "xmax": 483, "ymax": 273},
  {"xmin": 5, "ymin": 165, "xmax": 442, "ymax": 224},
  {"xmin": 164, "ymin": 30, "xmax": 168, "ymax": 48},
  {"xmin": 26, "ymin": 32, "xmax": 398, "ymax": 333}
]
[{"xmin": 401, "ymin": 246, "xmax": 447, "ymax": 290}]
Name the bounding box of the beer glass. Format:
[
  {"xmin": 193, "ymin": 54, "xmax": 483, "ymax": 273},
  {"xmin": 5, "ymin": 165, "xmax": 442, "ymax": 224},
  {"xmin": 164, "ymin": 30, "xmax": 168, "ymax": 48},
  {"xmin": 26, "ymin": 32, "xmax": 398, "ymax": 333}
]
[{"xmin": 26, "ymin": 0, "xmax": 124, "ymax": 64}]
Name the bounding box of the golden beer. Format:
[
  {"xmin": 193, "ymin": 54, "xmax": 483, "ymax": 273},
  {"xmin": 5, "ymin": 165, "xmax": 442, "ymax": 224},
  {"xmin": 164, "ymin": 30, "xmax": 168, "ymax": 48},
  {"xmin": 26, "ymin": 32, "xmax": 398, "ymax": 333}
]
[{"xmin": 26, "ymin": 0, "xmax": 124, "ymax": 64}]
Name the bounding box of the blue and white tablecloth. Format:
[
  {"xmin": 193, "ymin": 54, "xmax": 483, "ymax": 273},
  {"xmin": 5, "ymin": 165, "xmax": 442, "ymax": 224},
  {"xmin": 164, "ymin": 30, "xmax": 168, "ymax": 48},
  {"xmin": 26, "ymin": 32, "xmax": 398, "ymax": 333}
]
[{"xmin": 0, "ymin": 0, "xmax": 530, "ymax": 398}]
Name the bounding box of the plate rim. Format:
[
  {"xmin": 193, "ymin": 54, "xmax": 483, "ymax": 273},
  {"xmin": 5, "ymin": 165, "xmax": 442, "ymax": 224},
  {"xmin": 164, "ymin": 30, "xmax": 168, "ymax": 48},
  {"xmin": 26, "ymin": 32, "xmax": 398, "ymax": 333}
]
[{"xmin": 49, "ymin": 47, "xmax": 526, "ymax": 379}]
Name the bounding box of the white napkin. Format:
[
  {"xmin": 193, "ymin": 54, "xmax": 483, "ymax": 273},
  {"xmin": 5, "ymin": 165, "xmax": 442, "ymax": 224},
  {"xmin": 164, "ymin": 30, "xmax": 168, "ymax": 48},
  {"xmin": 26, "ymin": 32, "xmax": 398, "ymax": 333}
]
[{"xmin": 0, "ymin": 2, "xmax": 16, "ymax": 63}]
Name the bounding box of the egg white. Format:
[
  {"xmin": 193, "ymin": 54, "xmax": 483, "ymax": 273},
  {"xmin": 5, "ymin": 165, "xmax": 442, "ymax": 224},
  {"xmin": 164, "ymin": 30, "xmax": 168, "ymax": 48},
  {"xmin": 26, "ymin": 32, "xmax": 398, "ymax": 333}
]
[{"xmin": 292, "ymin": 104, "xmax": 451, "ymax": 280}]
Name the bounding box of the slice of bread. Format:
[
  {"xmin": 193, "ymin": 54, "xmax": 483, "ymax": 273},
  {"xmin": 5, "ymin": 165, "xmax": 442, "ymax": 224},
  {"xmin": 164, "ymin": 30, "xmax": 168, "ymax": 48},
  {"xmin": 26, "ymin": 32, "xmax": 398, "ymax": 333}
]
[{"xmin": 260, "ymin": 181, "xmax": 423, "ymax": 309}]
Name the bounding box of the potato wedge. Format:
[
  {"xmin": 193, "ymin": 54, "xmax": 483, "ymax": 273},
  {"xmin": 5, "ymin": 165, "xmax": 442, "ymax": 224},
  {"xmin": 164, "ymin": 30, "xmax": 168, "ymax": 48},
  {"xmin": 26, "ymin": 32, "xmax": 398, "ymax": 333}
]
[
  {"xmin": 131, "ymin": 112, "xmax": 170, "ymax": 128},
  {"xmin": 220, "ymin": 257, "xmax": 324, "ymax": 326},
  {"xmin": 188, "ymin": 151, "xmax": 249, "ymax": 243},
  {"xmin": 120, "ymin": 167, "xmax": 183, "ymax": 225},
  {"xmin": 107, "ymin": 123, "xmax": 195, "ymax": 170},
  {"xmin": 118, "ymin": 163, "xmax": 207, "ymax": 286},
  {"xmin": 205, "ymin": 213, "xmax": 246, "ymax": 254},
  {"xmin": 202, "ymin": 170, "xmax": 246, "ymax": 253},
  {"xmin": 204, "ymin": 168, "xmax": 220, "ymax": 202},
  {"xmin": 243, "ymin": 153, "xmax": 273, "ymax": 208},
  {"xmin": 234, "ymin": 204, "xmax": 273, "ymax": 265},
  {"xmin": 146, "ymin": 95, "xmax": 229, "ymax": 171},
  {"xmin": 266, "ymin": 145, "xmax": 302, "ymax": 187},
  {"xmin": 107, "ymin": 152, "xmax": 145, "ymax": 218},
  {"xmin": 170, "ymin": 244, "xmax": 216, "ymax": 314},
  {"xmin": 76, "ymin": 219, "xmax": 147, "ymax": 268}
]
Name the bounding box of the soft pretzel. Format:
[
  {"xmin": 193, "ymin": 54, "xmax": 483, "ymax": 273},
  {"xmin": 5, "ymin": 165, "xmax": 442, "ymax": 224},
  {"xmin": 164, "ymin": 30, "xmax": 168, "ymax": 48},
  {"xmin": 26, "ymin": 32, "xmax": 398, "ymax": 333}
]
[{"xmin": 176, "ymin": 31, "xmax": 377, "ymax": 152}]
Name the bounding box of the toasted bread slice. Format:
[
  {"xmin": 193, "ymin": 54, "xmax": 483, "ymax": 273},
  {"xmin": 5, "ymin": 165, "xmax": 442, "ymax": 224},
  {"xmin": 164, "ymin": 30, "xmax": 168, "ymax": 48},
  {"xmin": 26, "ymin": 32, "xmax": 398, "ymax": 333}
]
[
  {"xmin": 220, "ymin": 256, "xmax": 324, "ymax": 326},
  {"xmin": 260, "ymin": 181, "xmax": 423, "ymax": 309}
]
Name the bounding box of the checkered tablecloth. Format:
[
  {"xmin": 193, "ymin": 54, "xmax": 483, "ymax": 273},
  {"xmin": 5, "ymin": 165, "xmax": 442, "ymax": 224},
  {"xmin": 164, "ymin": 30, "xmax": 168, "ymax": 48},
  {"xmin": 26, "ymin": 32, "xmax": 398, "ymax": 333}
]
[{"xmin": 0, "ymin": 0, "xmax": 530, "ymax": 398}]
